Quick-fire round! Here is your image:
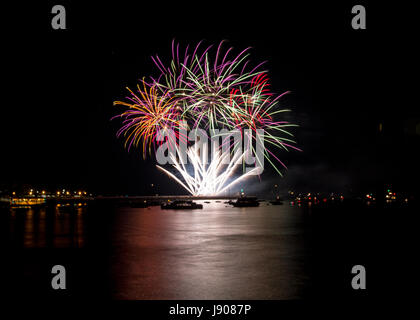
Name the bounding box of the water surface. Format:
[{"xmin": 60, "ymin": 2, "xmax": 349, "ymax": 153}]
[
  {"xmin": 109, "ymin": 201, "xmax": 310, "ymax": 299},
  {"xmin": 1, "ymin": 201, "xmax": 311, "ymax": 299}
]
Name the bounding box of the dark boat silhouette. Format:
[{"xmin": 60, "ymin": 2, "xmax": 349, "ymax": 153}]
[
  {"xmin": 231, "ymin": 196, "xmax": 260, "ymax": 207},
  {"xmin": 129, "ymin": 200, "xmax": 149, "ymax": 208},
  {"xmin": 161, "ymin": 200, "xmax": 203, "ymax": 210},
  {"xmin": 57, "ymin": 203, "xmax": 76, "ymax": 212},
  {"xmin": 270, "ymin": 196, "xmax": 284, "ymax": 205}
]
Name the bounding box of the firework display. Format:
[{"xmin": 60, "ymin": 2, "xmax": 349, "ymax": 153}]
[{"xmin": 114, "ymin": 40, "xmax": 300, "ymax": 195}]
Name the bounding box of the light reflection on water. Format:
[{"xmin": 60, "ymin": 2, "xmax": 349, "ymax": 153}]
[
  {"xmin": 2, "ymin": 201, "xmax": 310, "ymax": 299},
  {"xmin": 6, "ymin": 206, "xmax": 86, "ymax": 248},
  {"xmin": 110, "ymin": 201, "xmax": 310, "ymax": 299}
]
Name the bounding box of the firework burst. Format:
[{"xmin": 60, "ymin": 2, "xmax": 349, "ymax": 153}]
[
  {"xmin": 113, "ymin": 79, "xmax": 186, "ymax": 158},
  {"xmin": 113, "ymin": 41, "xmax": 300, "ymax": 195}
]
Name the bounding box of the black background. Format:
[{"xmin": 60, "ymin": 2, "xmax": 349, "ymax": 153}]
[{"xmin": 2, "ymin": 1, "xmax": 419, "ymax": 197}]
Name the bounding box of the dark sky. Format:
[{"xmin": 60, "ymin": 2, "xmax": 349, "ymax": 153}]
[{"xmin": 1, "ymin": 2, "xmax": 419, "ymax": 196}]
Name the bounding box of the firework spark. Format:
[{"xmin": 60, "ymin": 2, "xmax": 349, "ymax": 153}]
[{"xmin": 156, "ymin": 145, "xmax": 261, "ymax": 196}]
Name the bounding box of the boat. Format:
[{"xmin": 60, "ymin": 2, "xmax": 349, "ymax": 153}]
[
  {"xmin": 129, "ymin": 200, "xmax": 149, "ymax": 208},
  {"xmin": 161, "ymin": 200, "xmax": 203, "ymax": 210},
  {"xmin": 231, "ymin": 196, "xmax": 260, "ymax": 207},
  {"xmin": 10, "ymin": 197, "xmax": 46, "ymax": 208},
  {"xmin": 270, "ymin": 196, "xmax": 284, "ymax": 205},
  {"xmin": 57, "ymin": 203, "xmax": 76, "ymax": 212},
  {"xmin": 148, "ymin": 200, "xmax": 162, "ymax": 206}
]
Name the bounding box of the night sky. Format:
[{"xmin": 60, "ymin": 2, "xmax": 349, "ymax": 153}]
[{"xmin": 2, "ymin": 2, "xmax": 419, "ymax": 196}]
